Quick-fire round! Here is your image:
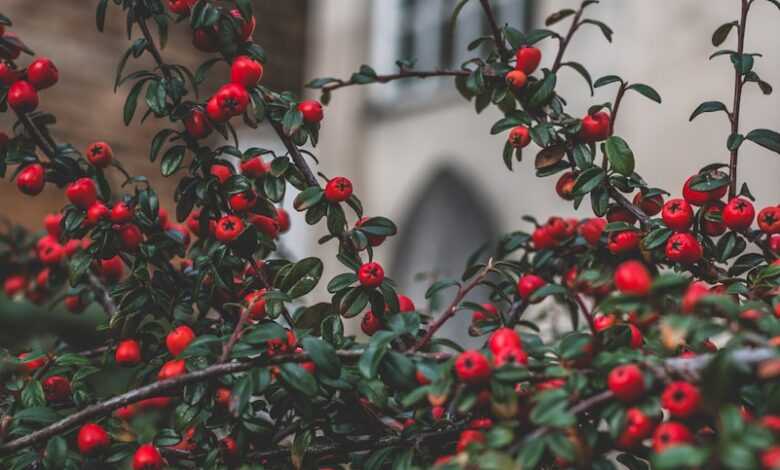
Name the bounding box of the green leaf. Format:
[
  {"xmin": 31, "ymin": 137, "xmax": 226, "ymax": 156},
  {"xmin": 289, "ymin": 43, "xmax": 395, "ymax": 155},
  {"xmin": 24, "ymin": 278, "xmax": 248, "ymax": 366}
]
[
  {"xmin": 581, "ymin": 19, "xmax": 613, "ymax": 42},
  {"xmin": 160, "ymin": 145, "xmax": 185, "ymax": 177},
  {"xmin": 712, "ymin": 21, "xmax": 739, "ymax": 46},
  {"xmin": 561, "ymin": 62, "xmax": 594, "ymax": 95},
  {"xmin": 689, "ymin": 101, "xmax": 729, "ymax": 121},
  {"xmin": 293, "ymin": 187, "xmax": 323, "ymax": 211},
  {"xmin": 572, "ymin": 166, "xmax": 605, "ymax": 195},
  {"xmin": 651, "ymin": 446, "xmax": 709, "ymax": 469},
  {"xmin": 627, "ymin": 83, "xmax": 661, "ymax": 103},
  {"xmin": 425, "ymin": 279, "xmax": 459, "ymax": 299},
  {"xmin": 731, "ymin": 53, "xmax": 754, "ymax": 74},
  {"xmin": 528, "ymin": 71, "xmax": 557, "ymax": 108},
  {"xmin": 123, "ymin": 79, "xmax": 146, "ymax": 125},
  {"xmin": 96, "ymin": 0, "xmax": 108, "ymax": 32},
  {"xmin": 594, "ymin": 75, "xmax": 623, "ymax": 88},
  {"xmin": 529, "ymin": 283, "xmax": 568, "ymax": 302},
  {"xmin": 604, "ymin": 136, "xmax": 635, "ymax": 176},
  {"xmin": 277, "ymin": 258, "xmax": 323, "ymax": 299},
  {"xmin": 546, "ymin": 9, "xmax": 576, "ymax": 26},
  {"xmin": 282, "ymin": 109, "xmax": 304, "ymax": 136},
  {"xmin": 327, "ymin": 273, "xmax": 357, "ymax": 293},
  {"xmin": 301, "ymin": 337, "xmax": 341, "ymax": 378},
  {"xmin": 745, "ymin": 128, "xmax": 780, "ymax": 154},
  {"xmin": 358, "ymin": 330, "xmax": 397, "ymax": 379},
  {"xmin": 279, "ymin": 363, "xmax": 318, "ymax": 397}
]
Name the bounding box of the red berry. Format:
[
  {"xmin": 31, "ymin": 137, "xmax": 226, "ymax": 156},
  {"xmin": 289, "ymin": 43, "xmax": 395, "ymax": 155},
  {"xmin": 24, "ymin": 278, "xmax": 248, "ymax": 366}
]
[
  {"xmin": 115, "ymin": 339, "xmax": 141, "ymax": 366},
  {"xmin": 361, "ymin": 310, "xmax": 381, "ymax": 335},
  {"xmin": 210, "ymin": 163, "xmax": 233, "ymax": 184},
  {"xmin": 215, "ymin": 387, "xmax": 232, "ymax": 408},
  {"xmin": 762, "ymin": 447, "xmax": 780, "ymax": 470},
  {"xmin": 607, "ymin": 205, "xmax": 638, "ymax": 225},
  {"xmin": 487, "ymin": 327, "xmax": 522, "ymax": 355},
  {"xmin": 276, "ymin": 208, "xmax": 291, "ymax": 233},
  {"xmin": 66, "ymin": 178, "xmax": 98, "ymax": 209},
  {"xmin": 206, "ymin": 96, "xmax": 228, "ymax": 122},
  {"xmin": 492, "ymin": 346, "xmax": 528, "ymax": 368},
  {"xmin": 701, "ymin": 201, "xmax": 726, "ymax": 237},
  {"xmin": 221, "ymin": 436, "xmax": 239, "ymax": 460},
  {"xmin": 184, "ymin": 108, "xmax": 211, "ymax": 139},
  {"xmin": 215, "ymin": 83, "xmax": 250, "ymax": 117},
  {"xmin": 118, "ymin": 224, "xmax": 143, "ymax": 251},
  {"xmin": 758, "ymin": 206, "xmax": 780, "ymax": 234},
  {"xmin": 665, "ymin": 232, "xmax": 702, "ymax": 264},
  {"xmin": 770, "ymin": 234, "xmax": 780, "ymax": 254},
  {"xmin": 722, "ymin": 197, "xmax": 755, "ymax": 231},
  {"xmin": 579, "ymin": 112, "xmax": 611, "ymax": 142},
  {"xmin": 617, "ymin": 407, "xmax": 656, "ymax": 449},
  {"xmin": 17, "ymin": 163, "xmax": 45, "ymax": 195},
  {"xmin": 454, "ymin": 350, "xmax": 491, "ymax": 384},
  {"xmin": 7, "ymin": 80, "xmax": 38, "ymax": 112},
  {"xmin": 578, "ymin": 218, "xmax": 607, "ymax": 246},
  {"xmin": 357, "ymin": 262, "xmax": 384, "ymax": 288},
  {"xmin": 607, "ymin": 364, "xmax": 645, "ymax": 402},
  {"xmin": 158, "ymin": 359, "xmax": 186, "ymax": 380},
  {"xmin": 532, "ymin": 225, "xmax": 557, "ymax": 250},
  {"xmin": 132, "ymin": 444, "xmax": 163, "ymax": 470},
  {"xmin": 167, "ymin": 0, "xmax": 195, "ymax": 15},
  {"xmin": 681, "ymin": 281, "xmax": 709, "ymax": 314},
  {"xmin": 228, "ymin": 191, "xmax": 257, "ymax": 212},
  {"xmin": 629, "ymin": 323, "xmax": 643, "ymax": 349},
  {"xmin": 231, "ymin": 55, "xmax": 264, "ymax": 88},
  {"xmin": 456, "ymin": 429, "xmax": 485, "ymax": 453},
  {"xmin": 43, "ymin": 213, "xmax": 62, "ymax": 237},
  {"xmin": 249, "ymin": 214, "xmax": 280, "ymax": 239},
  {"xmin": 64, "ymin": 295, "xmax": 85, "ymax": 313},
  {"xmin": 682, "ymin": 175, "xmax": 727, "ymax": 206},
  {"xmin": 633, "ymin": 192, "xmax": 664, "ymax": 216},
  {"xmin": 244, "ymin": 289, "xmax": 267, "ymax": 320},
  {"xmin": 42, "ymin": 375, "xmax": 71, "ymax": 402},
  {"xmin": 607, "ymin": 230, "xmax": 640, "ymax": 254},
  {"xmin": 86, "ymin": 202, "xmax": 109, "ymax": 227},
  {"xmin": 77, "ymin": 423, "xmax": 110, "ymax": 455},
  {"xmin": 166, "ymin": 325, "xmax": 196, "ymax": 356},
  {"xmin": 27, "ymin": 57, "xmax": 58, "ymax": 90},
  {"xmin": 555, "ymin": 171, "xmax": 576, "ymax": 200},
  {"xmin": 86, "ymin": 141, "xmax": 113, "ymax": 168},
  {"xmin": 662, "ymin": 198, "xmax": 694, "ymax": 232},
  {"xmin": 18, "ymin": 352, "xmax": 47, "ymax": 372},
  {"xmin": 37, "ymin": 241, "xmax": 64, "ymax": 265},
  {"xmin": 593, "ymin": 314, "xmax": 616, "ymax": 332},
  {"xmin": 114, "ymin": 404, "xmax": 137, "ymax": 420},
  {"xmin": 0, "ymin": 61, "xmax": 20, "ymax": 85},
  {"xmin": 240, "ymin": 156, "xmax": 269, "ymax": 178},
  {"xmin": 652, "ymin": 421, "xmax": 693, "ymax": 453},
  {"xmin": 614, "ymin": 260, "xmax": 651, "ymax": 296},
  {"xmin": 110, "ymin": 201, "xmax": 133, "ymax": 224},
  {"xmin": 517, "ymin": 274, "xmax": 546, "ymax": 302},
  {"xmin": 215, "ymin": 215, "xmax": 244, "ymax": 243},
  {"xmin": 505, "ymin": 69, "xmax": 527, "ymax": 88},
  {"xmin": 298, "ymin": 100, "xmax": 323, "ymax": 123},
  {"xmin": 98, "ymin": 256, "xmax": 124, "ymax": 283},
  {"xmin": 661, "ymin": 381, "xmax": 700, "ymax": 419},
  {"xmin": 472, "ymin": 303, "xmax": 499, "ymax": 323},
  {"xmin": 515, "ymin": 46, "xmax": 541, "ymax": 74},
  {"xmin": 324, "ymin": 176, "xmax": 353, "ymax": 202},
  {"xmin": 3, "ymin": 274, "xmax": 27, "ymax": 296},
  {"xmin": 508, "ymin": 126, "xmax": 531, "ymax": 148}
]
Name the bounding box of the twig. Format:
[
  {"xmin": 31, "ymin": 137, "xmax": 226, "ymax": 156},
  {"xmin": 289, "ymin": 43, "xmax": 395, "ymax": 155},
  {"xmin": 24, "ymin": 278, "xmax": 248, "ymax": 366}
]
[
  {"xmin": 411, "ymin": 259, "xmax": 494, "ymax": 352},
  {"xmin": 270, "ymin": 121, "xmax": 320, "ymax": 188},
  {"xmin": 524, "ymin": 390, "xmax": 613, "ymax": 442},
  {"xmin": 218, "ymin": 307, "xmax": 250, "ymax": 363},
  {"xmin": 728, "ymin": 0, "xmax": 751, "ymax": 199},
  {"xmin": 551, "ymin": 1, "xmax": 588, "ymax": 73},
  {"xmin": 478, "ymin": 0, "xmax": 511, "ymax": 62},
  {"xmin": 15, "ymin": 111, "xmax": 56, "ymax": 160},
  {"xmin": 608, "ymin": 187, "xmax": 649, "ymax": 227},
  {"xmin": 87, "ymin": 272, "xmax": 118, "ymax": 318},
  {"xmin": 574, "ymin": 294, "xmax": 597, "ymax": 336},
  {"xmin": 321, "ymin": 69, "xmax": 470, "ymax": 93},
  {"xmin": 608, "ymin": 82, "xmax": 627, "ymax": 137}
]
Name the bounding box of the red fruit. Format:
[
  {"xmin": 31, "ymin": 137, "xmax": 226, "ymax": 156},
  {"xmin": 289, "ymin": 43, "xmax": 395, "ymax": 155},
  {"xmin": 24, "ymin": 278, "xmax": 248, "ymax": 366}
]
[
  {"xmin": 7, "ymin": 80, "xmax": 38, "ymax": 112},
  {"xmin": 230, "ymin": 55, "xmax": 263, "ymax": 88},
  {"xmin": 517, "ymin": 274, "xmax": 546, "ymax": 302},
  {"xmin": 628, "ymin": 323, "xmax": 643, "ymax": 349},
  {"xmin": 701, "ymin": 201, "xmax": 726, "ymax": 237},
  {"xmin": 27, "ymin": 57, "xmax": 58, "ymax": 90},
  {"xmin": 215, "ymin": 215, "xmax": 244, "ymax": 243},
  {"xmin": 666, "ymin": 232, "xmax": 702, "ymax": 264},
  {"xmin": 579, "ymin": 218, "xmax": 607, "ymax": 246},
  {"xmin": 298, "ymin": 99, "xmax": 324, "ymax": 123},
  {"xmin": 66, "ymin": 178, "xmax": 98, "ymax": 209},
  {"xmin": 210, "ymin": 163, "xmax": 233, "ymax": 184},
  {"xmin": 276, "ymin": 208, "xmax": 291, "ymax": 233},
  {"xmin": 361, "ymin": 310, "xmax": 381, "ymax": 335},
  {"xmin": 206, "ymin": 96, "xmax": 228, "ymax": 122},
  {"xmin": 682, "ymin": 175, "xmax": 727, "ymax": 206},
  {"xmin": 397, "ymin": 294, "xmax": 415, "ymax": 312},
  {"xmin": 682, "ymin": 281, "xmax": 709, "ymax": 314},
  {"xmin": 508, "ymin": 126, "xmax": 531, "ymax": 148},
  {"xmin": 221, "ymin": 436, "xmax": 239, "ymax": 460},
  {"xmin": 249, "ymin": 214, "xmax": 280, "ymax": 239},
  {"xmin": 86, "ymin": 141, "xmax": 113, "ymax": 168},
  {"xmin": 662, "ymin": 198, "xmax": 694, "ymax": 232},
  {"xmin": 43, "ymin": 213, "xmax": 62, "ymax": 237},
  {"xmin": 355, "ymin": 216, "xmax": 386, "ymax": 246},
  {"xmin": 324, "ymin": 176, "xmax": 353, "ymax": 202},
  {"xmin": 722, "ymin": 197, "xmax": 754, "ymax": 231},
  {"xmin": 607, "ymin": 230, "xmax": 640, "ymax": 254},
  {"xmin": 0, "ymin": 61, "xmax": 20, "ymax": 85},
  {"xmin": 555, "ymin": 171, "xmax": 576, "ymax": 200},
  {"xmin": 607, "ymin": 364, "xmax": 645, "ymax": 402},
  {"xmin": 633, "ymin": 192, "xmax": 664, "ymax": 216},
  {"xmin": 593, "ymin": 314, "xmax": 616, "ymax": 332},
  {"xmin": 18, "ymin": 353, "xmax": 46, "ymax": 372},
  {"xmin": 454, "ymin": 350, "xmax": 491, "ymax": 384},
  {"xmin": 240, "ymin": 156, "xmax": 269, "ymax": 177},
  {"xmin": 132, "ymin": 444, "xmax": 163, "ymax": 470},
  {"xmin": 617, "ymin": 408, "xmax": 656, "ymax": 449},
  {"xmin": 183, "ymin": 108, "xmax": 211, "ymax": 139},
  {"xmin": 114, "ymin": 404, "xmax": 137, "ymax": 420},
  {"xmin": 158, "ymin": 359, "xmax": 186, "ymax": 380},
  {"xmin": 515, "ymin": 46, "xmax": 541, "ymax": 74},
  {"xmin": 167, "ymin": 0, "xmax": 195, "ymax": 15},
  {"xmin": 456, "ymin": 430, "xmax": 485, "ymax": 453},
  {"xmin": 99, "ymin": 256, "xmax": 124, "ymax": 283},
  {"xmin": 77, "ymin": 423, "xmax": 110, "ymax": 455},
  {"xmin": 762, "ymin": 447, "xmax": 780, "ymax": 470},
  {"xmin": 166, "ymin": 325, "xmax": 196, "ymax": 356},
  {"xmin": 652, "ymin": 422, "xmax": 693, "ymax": 453},
  {"xmin": 244, "ymin": 289, "xmax": 267, "ymax": 320},
  {"xmin": 42, "ymin": 375, "xmax": 71, "ymax": 402},
  {"xmin": 17, "ymin": 163, "xmax": 45, "ymax": 195},
  {"xmin": 532, "ymin": 225, "xmax": 557, "ymax": 250},
  {"xmin": 493, "ymin": 347, "xmax": 528, "ymax": 368},
  {"xmin": 118, "ymin": 224, "xmax": 143, "ymax": 251},
  {"xmin": 267, "ymin": 330, "xmax": 297, "ymax": 356},
  {"xmin": 357, "ymin": 262, "xmax": 384, "ymax": 288},
  {"xmin": 472, "ymin": 303, "xmax": 499, "ymax": 323},
  {"xmin": 138, "ymin": 396, "xmax": 172, "ymax": 410},
  {"xmin": 4, "ymin": 275, "xmax": 27, "ymax": 296},
  {"xmin": 64, "ymin": 295, "xmax": 85, "ymax": 313},
  {"xmin": 115, "ymin": 339, "xmax": 141, "ymax": 365},
  {"xmin": 229, "ymin": 191, "xmax": 257, "ymax": 212},
  {"xmin": 614, "ymin": 260, "xmax": 651, "ymax": 296},
  {"xmin": 579, "ymin": 112, "xmax": 611, "ymax": 142},
  {"xmin": 505, "ymin": 69, "xmax": 527, "ymax": 88},
  {"xmin": 758, "ymin": 207, "xmax": 780, "ymax": 234},
  {"xmin": 487, "ymin": 327, "xmax": 522, "ymax": 355},
  {"xmin": 215, "ymin": 387, "xmax": 231, "ymax": 408},
  {"xmin": 607, "ymin": 205, "xmax": 638, "ymax": 225},
  {"xmin": 35, "ymin": 269, "xmax": 50, "ymax": 288},
  {"xmin": 770, "ymin": 234, "xmax": 780, "ymax": 254},
  {"xmin": 86, "ymin": 202, "xmax": 109, "ymax": 226},
  {"xmin": 661, "ymin": 381, "xmax": 700, "ymax": 418},
  {"xmin": 38, "ymin": 241, "xmax": 64, "ymax": 265},
  {"xmin": 110, "ymin": 201, "xmax": 133, "ymax": 224},
  {"xmin": 215, "ymin": 83, "xmax": 250, "ymax": 117}
]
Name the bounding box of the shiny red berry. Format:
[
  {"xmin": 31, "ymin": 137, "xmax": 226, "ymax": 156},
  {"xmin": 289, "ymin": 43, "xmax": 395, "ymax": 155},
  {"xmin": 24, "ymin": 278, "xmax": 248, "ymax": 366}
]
[
  {"xmin": 514, "ymin": 46, "xmax": 541, "ymax": 74},
  {"xmin": 215, "ymin": 83, "xmax": 250, "ymax": 117},
  {"xmin": 77, "ymin": 423, "xmax": 110, "ymax": 455},
  {"xmin": 184, "ymin": 108, "xmax": 211, "ymax": 139},
  {"xmin": 276, "ymin": 208, "xmax": 291, "ymax": 233},
  {"xmin": 110, "ymin": 201, "xmax": 133, "ymax": 224},
  {"xmin": 361, "ymin": 310, "xmax": 381, "ymax": 335},
  {"xmin": 132, "ymin": 444, "xmax": 163, "ymax": 470},
  {"xmin": 607, "ymin": 364, "xmax": 645, "ymax": 402},
  {"xmin": 7, "ymin": 80, "xmax": 38, "ymax": 112},
  {"xmin": 240, "ymin": 156, "xmax": 269, "ymax": 178},
  {"xmin": 722, "ymin": 197, "xmax": 754, "ymax": 231},
  {"xmin": 357, "ymin": 262, "xmax": 384, "ymax": 288},
  {"xmin": 86, "ymin": 141, "xmax": 113, "ymax": 168},
  {"xmin": 42, "ymin": 375, "xmax": 71, "ymax": 402},
  {"xmin": 652, "ymin": 421, "xmax": 693, "ymax": 453},
  {"xmin": 661, "ymin": 381, "xmax": 700, "ymax": 418},
  {"xmin": 158, "ymin": 359, "xmax": 186, "ymax": 380},
  {"xmin": 454, "ymin": 350, "xmax": 491, "ymax": 384},
  {"xmin": 298, "ymin": 99, "xmax": 323, "ymax": 123},
  {"xmin": 64, "ymin": 295, "xmax": 85, "ymax": 313},
  {"xmin": 118, "ymin": 224, "xmax": 143, "ymax": 251},
  {"xmin": 66, "ymin": 178, "xmax": 98, "ymax": 209},
  {"xmin": 244, "ymin": 289, "xmax": 267, "ymax": 320},
  {"xmin": 115, "ymin": 339, "xmax": 141, "ymax": 366},
  {"xmin": 228, "ymin": 191, "xmax": 257, "ymax": 212},
  {"xmin": 249, "ymin": 214, "xmax": 280, "ymax": 239},
  {"xmin": 487, "ymin": 327, "xmax": 522, "ymax": 355},
  {"xmin": 27, "ymin": 57, "xmax": 58, "ymax": 90},
  {"xmin": 617, "ymin": 407, "xmax": 656, "ymax": 449},
  {"xmin": 662, "ymin": 198, "xmax": 694, "ymax": 232},
  {"xmin": 579, "ymin": 112, "xmax": 611, "ymax": 142},
  {"xmin": 614, "ymin": 260, "xmax": 651, "ymax": 296},
  {"xmin": 633, "ymin": 192, "xmax": 664, "ymax": 216},
  {"xmin": 231, "ymin": 55, "xmax": 263, "ymax": 88},
  {"xmin": 607, "ymin": 230, "xmax": 640, "ymax": 254},
  {"xmin": 758, "ymin": 206, "xmax": 780, "ymax": 234},
  {"xmin": 324, "ymin": 176, "xmax": 353, "ymax": 202},
  {"xmin": 472, "ymin": 303, "xmax": 499, "ymax": 323},
  {"xmin": 166, "ymin": 325, "xmax": 196, "ymax": 356},
  {"xmin": 666, "ymin": 232, "xmax": 702, "ymax": 264},
  {"xmin": 578, "ymin": 218, "xmax": 606, "ymax": 246},
  {"xmin": 215, "ymin": 215, "xmax": 244, "ymax": 243},
  {"xmin": 555, "ymin": 171, "xmax": 576, "ymax": 200},
  {"xmin": 17, "ymin": 163, "xmax": 45, "ymax": 195},
  {"xmin": 456, "ymin": 429, "xmax": 485, "ymax": 453},
  {"xmin": 508, "ymin": 126, "xmax": 530, "ymax": 148},
  {"xmin": 505, "ymin": 69, "xmax": 527, "ymax": 88},
  {"xmin": 517, "ymin": 274, "xmax": 546, "ymax": 302},
  {"xmin": 86, "ymin": 202, "xmax": 109, "ymax": 226}
]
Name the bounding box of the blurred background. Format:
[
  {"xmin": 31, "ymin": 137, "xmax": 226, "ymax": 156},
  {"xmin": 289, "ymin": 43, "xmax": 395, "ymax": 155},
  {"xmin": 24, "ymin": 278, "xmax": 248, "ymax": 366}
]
[{"xmin": 2, "ymin": 0, "xmax": 780, "ymax": 349}]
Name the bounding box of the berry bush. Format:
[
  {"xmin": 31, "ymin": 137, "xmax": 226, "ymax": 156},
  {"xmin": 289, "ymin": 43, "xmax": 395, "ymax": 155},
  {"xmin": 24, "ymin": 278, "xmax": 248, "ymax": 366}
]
[{"xmin": 0, "ymin": 0, "xmax": 780, "ymax": 469}]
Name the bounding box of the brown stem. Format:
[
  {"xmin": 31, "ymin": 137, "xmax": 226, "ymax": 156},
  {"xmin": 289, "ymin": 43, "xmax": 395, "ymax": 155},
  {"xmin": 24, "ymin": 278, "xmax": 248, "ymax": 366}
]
[
  {"xmin": 15, "ymin": 111, "xmax": 56, "ymax": 160},
  {"xmin": 218, "ymin": 307, "xmax": 250, "ymax": 363},
  {"xmin": 270, "ymin": 120, "xmax": 320, "ymax": 188},
  {"xmin": 608, "ymin": 82, "xmax": 627, "ymax": 137},
  {"xmin": 478, "ymin": 0, "xmax": 511, "ymax": 62},
  {"xmin": 729, "ymin": 0, "xmax": 750, "ymax": 199},
  {"xmin": 321, "ymin": 69, "xmax": 470, "ymax": 93},
  {"xmin": 608, "ymin": 187, "xmax": 649, "ymax": 227},
  {"xmin": 551, "ymin": 2, "xmax": 588, "ymax": 73},
  {"xmin": 574, "ymin": 294, "xmax": 597, "ymax": 336},
  {"xmin": 87, "ymin": 272, "xmax": 118, "ymax": 318},
  {"xmin": 411, "ymin": 260, "xmax": 493, "ymax": 352}
]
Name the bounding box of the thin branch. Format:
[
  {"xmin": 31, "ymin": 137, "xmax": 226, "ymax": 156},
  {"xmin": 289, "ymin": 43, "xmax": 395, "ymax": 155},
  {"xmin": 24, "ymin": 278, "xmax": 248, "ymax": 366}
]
[
  {"xmin": 574, "ymin": 294, "xmax": 597, "ymax": 336},
  {"xmin": 551, "ymin": 1, "xmax": 588, "ymax": 73},
  {"xmin": 411, "ymin": 259, "xmax": 494, "ymax": 352},
  {"xmin": 478, "ymin": 0, "xmax": 511, "ymax": 62},
  {"xmin": 87, "ymin": 272, "xmax": 118, "ymax": 318},
  {"xmin": 728, "ymin": 0, "xmax": 750, "ymax": 199},
  {"xmin": 608, "ymin": 187, "xmax": 650, "ymax": 227},
  {"xmin": 270, "ymin": 120, "xmax": 320, "ymax": 188},
  {"xmin": 321, "ymin": 69, "xmax": 470, "ymax": 93},
  {"xmin": 218, "ymin": 307, "xmax": 250, "ymax": 363},
  {"xmin": 608, "ymin": 82, "xmax": 627, "ymax": 137},
  {"xmin": 15, "ymin": 111, "xmax": 56, "ymax": 160}
]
